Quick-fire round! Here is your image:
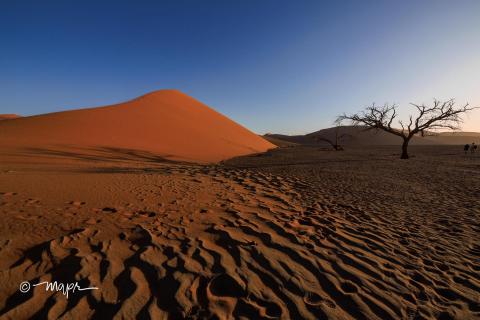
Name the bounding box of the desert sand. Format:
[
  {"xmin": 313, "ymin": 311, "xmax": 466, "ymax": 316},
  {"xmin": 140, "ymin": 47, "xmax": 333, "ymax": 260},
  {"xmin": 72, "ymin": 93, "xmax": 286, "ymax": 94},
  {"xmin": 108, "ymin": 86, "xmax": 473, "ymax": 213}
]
[
  {"xmin": 0, "ymin": 114, "xmax": 21, "ymax": 121},
  {"xmin": 0, "ymin": 90, "xmax": 274, "ymax": 164},
  {"xmin": 0, "ymin": 142, "xmax": 479, "ymax": 319}
]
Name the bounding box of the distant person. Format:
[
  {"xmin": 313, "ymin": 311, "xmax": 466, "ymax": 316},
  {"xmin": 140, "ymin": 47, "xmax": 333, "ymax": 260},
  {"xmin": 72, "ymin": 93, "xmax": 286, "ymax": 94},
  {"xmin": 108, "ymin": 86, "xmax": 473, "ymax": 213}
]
[
  {"xmin": 464, "ymin": 144, "xmax": 470, "ymax": 154},
  {"xmin": 471, "ymin": 142, "xmax": 477, "ymax": 154}
]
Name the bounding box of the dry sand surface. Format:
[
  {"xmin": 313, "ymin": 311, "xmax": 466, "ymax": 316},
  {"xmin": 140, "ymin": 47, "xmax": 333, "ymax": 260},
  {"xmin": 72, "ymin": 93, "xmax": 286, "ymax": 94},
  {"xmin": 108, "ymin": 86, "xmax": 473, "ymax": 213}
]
[
  {"xmin": 0, "ymin": 90, "xmax": 274, "ymax": 163},
  {"xmin": 0, "ymin": 145, "xmax": 479, "ymax": 319},
  {"xmin": 0, "ymin": 115, "xmax": 21, "ymax": 121}
]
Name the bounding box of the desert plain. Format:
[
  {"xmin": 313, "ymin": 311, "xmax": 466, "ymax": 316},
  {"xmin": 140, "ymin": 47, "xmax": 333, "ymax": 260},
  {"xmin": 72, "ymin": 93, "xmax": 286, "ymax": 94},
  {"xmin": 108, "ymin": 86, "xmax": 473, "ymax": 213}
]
[{"xmin": 0, "ymin": 92, "xmax": 479, "ymax": 320}]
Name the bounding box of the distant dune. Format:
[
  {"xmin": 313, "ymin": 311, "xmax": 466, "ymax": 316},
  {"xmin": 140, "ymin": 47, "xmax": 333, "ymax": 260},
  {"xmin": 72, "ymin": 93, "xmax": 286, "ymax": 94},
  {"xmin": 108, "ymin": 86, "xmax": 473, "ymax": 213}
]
[
  {"xmin": 262, "ymin": 134, "xmax": 299, "ymax": 147},
  {"xmin": 0, "ymin": 90, "xmax": 274, "ymax": 163},
  {"xmin": 266, "ymin": 126, "xmax": 480, "ymax": 147},
  {"xmin": 0, "ymin": 114, "xmax": 21, "ymax": 120}
]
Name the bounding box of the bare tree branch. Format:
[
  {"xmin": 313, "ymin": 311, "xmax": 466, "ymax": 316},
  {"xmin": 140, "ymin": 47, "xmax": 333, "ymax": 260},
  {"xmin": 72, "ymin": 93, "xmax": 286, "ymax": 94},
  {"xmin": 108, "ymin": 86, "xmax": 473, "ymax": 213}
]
[
  {"xmin": 313, "ymin": 126, "xmax": 352, "ymax": 151},
  {"xmin": 337, "ymin": 99, "xmax": 477, "ymax": 159}
]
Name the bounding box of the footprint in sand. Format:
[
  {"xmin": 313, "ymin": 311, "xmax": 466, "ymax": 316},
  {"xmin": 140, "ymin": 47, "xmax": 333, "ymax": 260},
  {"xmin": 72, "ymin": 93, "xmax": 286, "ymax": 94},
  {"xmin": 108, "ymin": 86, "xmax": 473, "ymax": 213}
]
[
  {"xmin": 25, "ymin": 198, "xmax": 41, "ymax": 205},
  {"xmin": 85, "ymin": 218, "xmax": 101, "ymax": 225},
  {"xmin": 341, "ymin": 281, "xmax": 359, "ymax": 294},
  {"xmin": 304, "ymin": 291, "xmax": 336, "ymax": 309},
  {"xmin": 135, "ymin": 210, "xmax": 156, "ymax": 218},
  {"xmin": 208, "ymin": 273, "xmax": 245, "ymax": 298},
  {"xmin": 1, "ymin": 192, "xmax": 17, "ymax": 196},
  {"xmin": 304, "ymin": 291, "xmax": 323, "ymax": 306},
  {"xmin": 69, "ymin": 201, "xmax": 86, "ymax": 206},
  {"xmin": 259, "ymin": 301, "xmax": 283, "ymax": 318},
  {"xmin": 305, "ymin": 243, "xmax": 315, "ymax": 250}
]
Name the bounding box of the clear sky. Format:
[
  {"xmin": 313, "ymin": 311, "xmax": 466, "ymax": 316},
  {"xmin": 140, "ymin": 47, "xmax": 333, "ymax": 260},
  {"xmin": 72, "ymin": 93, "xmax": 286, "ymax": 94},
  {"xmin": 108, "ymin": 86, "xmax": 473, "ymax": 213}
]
[{"xmin": 1, "ymin": 0, "xmax": 479, "ymax": 134}]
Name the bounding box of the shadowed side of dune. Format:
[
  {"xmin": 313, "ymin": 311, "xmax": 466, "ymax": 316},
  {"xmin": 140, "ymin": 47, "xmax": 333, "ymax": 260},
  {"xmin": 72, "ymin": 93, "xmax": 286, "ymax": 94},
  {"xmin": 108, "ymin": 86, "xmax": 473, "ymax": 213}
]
[{"xmin": 266, "ymin": 126, "xmax": 480, "ymax": 146}]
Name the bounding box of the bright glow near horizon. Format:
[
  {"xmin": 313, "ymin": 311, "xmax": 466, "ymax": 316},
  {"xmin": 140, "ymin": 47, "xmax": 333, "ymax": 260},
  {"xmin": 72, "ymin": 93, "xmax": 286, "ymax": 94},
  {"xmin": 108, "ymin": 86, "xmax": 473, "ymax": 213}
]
[{"xmin": 1, "ymin": 1, "xmax": 479, "ymax": 134}]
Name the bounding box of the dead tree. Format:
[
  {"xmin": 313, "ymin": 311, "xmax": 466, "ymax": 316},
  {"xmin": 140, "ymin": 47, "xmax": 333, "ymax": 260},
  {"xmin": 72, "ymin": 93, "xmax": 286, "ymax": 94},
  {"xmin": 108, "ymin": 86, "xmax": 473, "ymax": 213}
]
[
  {"xmin": 337, "ymin": 99, "xmax": 476, "ymax": 159},
  {"xmin": 313, "ymin": 125, "xmax": 352, "ymax": 150}
]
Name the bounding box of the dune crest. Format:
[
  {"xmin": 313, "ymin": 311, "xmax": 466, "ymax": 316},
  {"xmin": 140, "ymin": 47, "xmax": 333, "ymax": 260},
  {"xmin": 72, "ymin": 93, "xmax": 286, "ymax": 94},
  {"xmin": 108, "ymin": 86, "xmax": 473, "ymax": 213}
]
[
  {"xmin": 0, "ymin": 114, "xmax": 21, "ymax": 120},
  {"xmin": 266, "ymin": 126, "xmax": 480, "ymax": 146},
  {"xmin": 0, "ymin": 90, "xmax": 274, "ymax": 163}
]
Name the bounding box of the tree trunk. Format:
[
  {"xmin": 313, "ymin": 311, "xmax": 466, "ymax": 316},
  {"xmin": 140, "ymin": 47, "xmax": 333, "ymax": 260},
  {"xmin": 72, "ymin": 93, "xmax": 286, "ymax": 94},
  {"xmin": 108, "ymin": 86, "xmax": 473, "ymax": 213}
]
[{"xmin": 401, "ymin": 139, "xmax": 409, "ymax": 159}]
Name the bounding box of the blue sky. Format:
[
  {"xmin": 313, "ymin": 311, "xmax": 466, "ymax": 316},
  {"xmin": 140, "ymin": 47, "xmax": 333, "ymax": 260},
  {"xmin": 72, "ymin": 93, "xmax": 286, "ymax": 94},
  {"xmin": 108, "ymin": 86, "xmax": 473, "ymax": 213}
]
[{"xmin": 1, "ymin": 0, "xmax": 479, "ymax": 134}]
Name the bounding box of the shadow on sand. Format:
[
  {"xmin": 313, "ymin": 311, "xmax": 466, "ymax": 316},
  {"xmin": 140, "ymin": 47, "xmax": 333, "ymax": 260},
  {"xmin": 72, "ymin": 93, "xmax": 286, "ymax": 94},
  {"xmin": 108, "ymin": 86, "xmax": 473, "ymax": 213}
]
[
  {"xmin": 21, "ymin": 146, "xmax": 180, "ymax": 163},
  {"xmin": 12, "ymin": 146, "xmax": 201, "ymax": 174}
]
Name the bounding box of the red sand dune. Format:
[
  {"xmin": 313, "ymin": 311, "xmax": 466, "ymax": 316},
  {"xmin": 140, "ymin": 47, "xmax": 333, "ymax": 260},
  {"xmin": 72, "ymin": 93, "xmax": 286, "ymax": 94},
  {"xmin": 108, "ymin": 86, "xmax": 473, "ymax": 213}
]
[
  {"xmin": 0, "ymin": 114, "xmax": 21, "ymax": 120},
  {"xmin": 0, "ymin": 90, "xmax": 274, "ymax": 163}
]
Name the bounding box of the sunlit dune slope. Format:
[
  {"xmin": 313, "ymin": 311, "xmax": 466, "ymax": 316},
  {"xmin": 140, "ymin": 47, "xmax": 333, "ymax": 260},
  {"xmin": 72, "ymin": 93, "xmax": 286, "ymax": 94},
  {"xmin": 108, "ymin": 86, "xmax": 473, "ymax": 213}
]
[
  {"xmin": 0, "ymin": 114, "xmax": 21, "ymax": 120},
  {"xmin": 0, "ymin": 90, "xmax": 275, "ymax": 163}
]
